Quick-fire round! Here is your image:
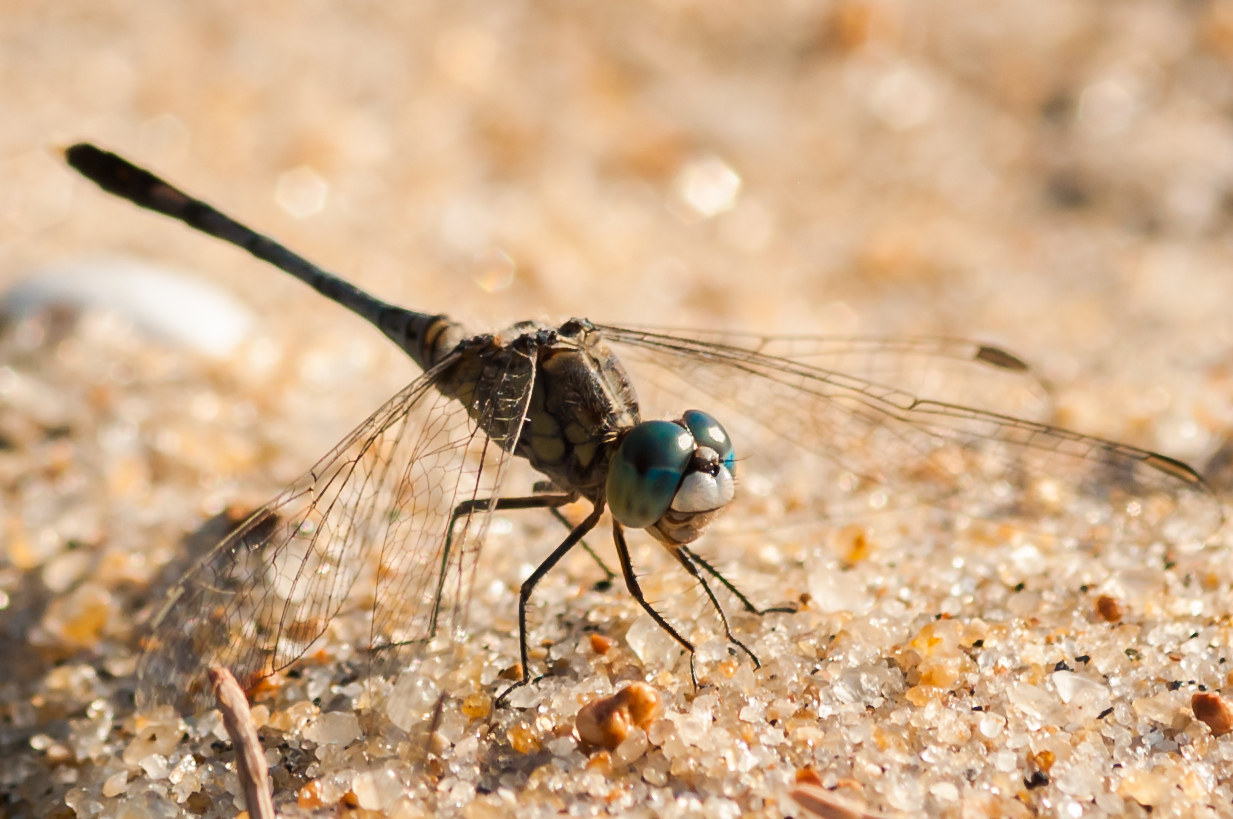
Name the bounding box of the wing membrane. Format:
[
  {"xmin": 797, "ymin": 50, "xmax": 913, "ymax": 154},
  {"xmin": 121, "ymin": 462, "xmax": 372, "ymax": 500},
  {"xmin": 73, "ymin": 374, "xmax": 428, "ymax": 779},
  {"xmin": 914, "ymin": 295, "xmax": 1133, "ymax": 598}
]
[
  {"xmin": 601, "ymin": 324, "xmax": 1222, "ymax": 545},
  {"xmin": 612, "ymin": 328, "xmax": 1051, "ymax": 421},
  {"xmin": 137, "ymin": 347, "xmax": 535, "ymax": 712}
]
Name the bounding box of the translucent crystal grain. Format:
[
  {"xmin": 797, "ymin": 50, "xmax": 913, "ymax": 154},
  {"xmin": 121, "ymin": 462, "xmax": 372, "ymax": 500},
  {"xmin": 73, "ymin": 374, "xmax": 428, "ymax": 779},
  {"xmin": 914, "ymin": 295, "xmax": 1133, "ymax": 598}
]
[
  {"xmin": 1007, "ymin": 682, "xmax": 1061, "ymax": 723},
  {"xmin": 1055, "ymin": 762, "xmax": 1102, "ymax": 799},
  {"xmin": 138, "ymin": 753, "xmax": 169, "ymax": 779},
  {"xmin": 269, "ymin": 700, "xmax": 319, "ymax": 733},
  {"xmin": 353, "ymin": 767, "xmax": 405, "ymax": 810},
  {"xmin": 304, "ymin": 711, "xmax": 362, "ymax": 746},
  {"xmin": 101, "ymin": 771, "xmax": 128, "ymax": 797},
  {"xmin": 1119, "ymin": 770, "xmax": 1171, "ymax": 807},
  {"xmin": 64, "ymin": 788, "xmax": 103, "ymax": 819},
  {"xmin": 929, "ymin": 781, "xmax": 959, "ymax": 801},
  {"xmin": 625, "ymin": 615, "xmax": 681, "ymax": 667},
  {"xmin": 1133, "ymin": 691, "xmax": 1183, "ymax": 724},
  {"xmin": 978, "ymin": 713, "xmax": 1005, "ymax": 738},
  {"xmin": 122, "ymin": 711, "xmax": 184, "ymax": 765}
]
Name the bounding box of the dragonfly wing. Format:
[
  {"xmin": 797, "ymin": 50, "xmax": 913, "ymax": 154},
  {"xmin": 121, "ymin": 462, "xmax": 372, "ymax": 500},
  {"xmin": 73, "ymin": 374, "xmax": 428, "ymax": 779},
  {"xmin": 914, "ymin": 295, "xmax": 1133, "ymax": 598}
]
[
  {"xmin": 137, "ymin": 345, "xmax": 536, "ymax": 713},
  {"xmin": 614, "ymin": 328, "xmax": 1051, "ymax": 421},
  {"xmin": 601, "ymin": 325, "xmax": 1223, "ymax": 546}
]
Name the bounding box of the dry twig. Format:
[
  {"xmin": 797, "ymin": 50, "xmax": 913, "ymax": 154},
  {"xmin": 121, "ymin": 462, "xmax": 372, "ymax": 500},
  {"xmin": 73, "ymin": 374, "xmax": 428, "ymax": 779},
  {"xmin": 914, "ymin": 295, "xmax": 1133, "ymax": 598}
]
[{"xmin": 210, "ymin": 667, "xmax": 276, "ymax": 819}]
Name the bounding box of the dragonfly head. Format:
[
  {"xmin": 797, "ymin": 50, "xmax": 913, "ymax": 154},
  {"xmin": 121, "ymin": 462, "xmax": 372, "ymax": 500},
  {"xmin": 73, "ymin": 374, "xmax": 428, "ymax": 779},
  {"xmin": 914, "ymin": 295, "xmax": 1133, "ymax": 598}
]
[{"xmin": 606, "ymin": 410, "xmax": 736, "ymax": 546}]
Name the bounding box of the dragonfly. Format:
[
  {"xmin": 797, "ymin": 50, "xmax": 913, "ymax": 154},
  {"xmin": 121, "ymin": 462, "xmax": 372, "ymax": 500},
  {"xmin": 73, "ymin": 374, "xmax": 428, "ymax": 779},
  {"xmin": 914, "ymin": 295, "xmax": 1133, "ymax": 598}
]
[{"xmin": 65, "ymin": 143, "xmax": 1224, "ymax": 714}]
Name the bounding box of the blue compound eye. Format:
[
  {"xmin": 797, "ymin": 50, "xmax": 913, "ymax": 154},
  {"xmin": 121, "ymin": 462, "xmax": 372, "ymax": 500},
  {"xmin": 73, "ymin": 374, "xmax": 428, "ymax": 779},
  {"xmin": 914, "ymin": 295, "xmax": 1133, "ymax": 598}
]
[
  {"xmin": 682, "ymin": 410, "xmax": 735, "ymax": 474},
  {"xmin": 607, "ymin": 420, "xmax": 695, "ymax": 528}
]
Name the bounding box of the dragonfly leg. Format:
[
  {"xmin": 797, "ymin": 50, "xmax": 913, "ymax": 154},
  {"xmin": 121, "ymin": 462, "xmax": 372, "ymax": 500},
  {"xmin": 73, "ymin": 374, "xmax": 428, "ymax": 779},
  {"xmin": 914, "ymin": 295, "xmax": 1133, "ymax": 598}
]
[
  {"xmin": 548, "ymin": 508, "xmax": 616, "ymax": 586},
  {"xmin": 678, "ymin": 546, "xmax": 799, "ymax": 616},
  {"xmin": 611, "ymin": 521, "xmax": 699, "ymax": 690},
  {"xmin": 428, "ymin": 492, "xmax": 579, "ymax": 639},
  {"xmin": 672, "ymin": 549, "xmax": 760, "ymax": 669},
  {"xmin": 533, "ymin": 481, "xmax": 617, "ymax": 584},
  {"xmin": 495, "ymin": 502, "xmax": 606, "ymax": 707}
]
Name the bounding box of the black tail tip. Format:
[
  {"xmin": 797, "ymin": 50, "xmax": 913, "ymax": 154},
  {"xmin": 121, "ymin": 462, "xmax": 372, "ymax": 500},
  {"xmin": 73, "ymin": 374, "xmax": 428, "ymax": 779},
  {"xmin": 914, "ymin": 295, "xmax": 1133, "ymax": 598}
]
[{"xmin": 63, "ymin": 142, "xmax": 109, "ymax": 176}]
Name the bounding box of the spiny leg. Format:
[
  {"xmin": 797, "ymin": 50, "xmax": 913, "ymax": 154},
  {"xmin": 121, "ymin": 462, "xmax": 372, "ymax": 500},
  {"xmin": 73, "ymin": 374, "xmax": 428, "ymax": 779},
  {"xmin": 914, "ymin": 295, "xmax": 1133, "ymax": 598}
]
[
  {"xmin": 672, "ymin": 548, "xmax": 760, "ymax": 669},
  {"xmin": 550, "ymin": 509, "xmax": 617, "ymax": 586},
  {"xmin": 429, "ymin": 493, "xmax": 579, "ymax": 638},
  {"xmin": 496, "ymin": 502, "xmax": 606, "ymax": 706},
  {"xmin": 611, "ymin": 521, "xmax": 699, "ymax": 689},
  {"xmin": 532, "ymin": 480, "xmax": 616, "ymax": 584},
  {"xmin": 678, "ymin": 546, "xmax": 799, "ymax": 616}
]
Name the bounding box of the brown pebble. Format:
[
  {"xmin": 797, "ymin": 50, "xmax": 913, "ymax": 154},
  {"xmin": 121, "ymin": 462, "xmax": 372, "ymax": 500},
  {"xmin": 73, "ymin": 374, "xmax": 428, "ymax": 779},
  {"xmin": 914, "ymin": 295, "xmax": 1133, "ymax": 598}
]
[
  {"xmin": 184, "ymin": 793, "xmax": 212, "ymax": 814},
  {"xmin": 589, "ymin": 633, "xmax": 612, "ymax": 655},
  {"xmin": 1095, "ymin": 595, "xmax": 1125, "ymax": 623},
  {"xmin": 1192, "ymin": 692, "xmax": 1233, "ymax": 736},
  {"xmin": 498, "ymin": 663, "xmax": 523, "ymax": 681},
  {"xmin": 575, "ymin": 682, "xmax": 663, "ymax": 750}
]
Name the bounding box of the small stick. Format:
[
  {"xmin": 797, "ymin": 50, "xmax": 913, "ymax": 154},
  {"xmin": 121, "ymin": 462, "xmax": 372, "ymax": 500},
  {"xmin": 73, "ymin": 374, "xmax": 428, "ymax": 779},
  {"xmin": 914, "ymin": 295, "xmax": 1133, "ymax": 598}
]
[
  {"xmin": 209, "ymin": 667, "xmax": 276, "ymax": 819},
  {"xmin": 424, "ymin": 690, "xmax": 448, "ymax": 759}
]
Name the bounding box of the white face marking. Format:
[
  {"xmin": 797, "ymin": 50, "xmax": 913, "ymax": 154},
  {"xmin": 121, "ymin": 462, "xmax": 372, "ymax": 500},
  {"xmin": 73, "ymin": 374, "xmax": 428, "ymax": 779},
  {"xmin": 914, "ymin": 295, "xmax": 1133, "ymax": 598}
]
[{"xmin": 670, "ymin": 457, "xmax": 735, "ymax": 513}]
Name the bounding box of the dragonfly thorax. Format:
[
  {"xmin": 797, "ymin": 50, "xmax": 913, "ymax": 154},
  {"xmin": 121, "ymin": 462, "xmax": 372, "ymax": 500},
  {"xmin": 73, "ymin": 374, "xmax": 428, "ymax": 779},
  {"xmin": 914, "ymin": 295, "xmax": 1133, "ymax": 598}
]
[{"xmin": 504, "ymin": 320, "xmax": 642, "ymax": 501}]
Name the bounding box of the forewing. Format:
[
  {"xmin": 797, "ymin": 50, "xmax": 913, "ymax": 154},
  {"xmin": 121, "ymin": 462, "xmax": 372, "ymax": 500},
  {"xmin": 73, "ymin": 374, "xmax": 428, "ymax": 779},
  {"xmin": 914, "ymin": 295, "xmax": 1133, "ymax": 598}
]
[
  {"xmin": 600, "ymin": 325, "xmax": 1223, "ymax": 546},
  {"xmin": 616, "ymin": 328, "xmax": 1051, "ymax": 421},
  {"xmin": 137, "ymin": 346, "xmax": 535, "ymax": 713}
]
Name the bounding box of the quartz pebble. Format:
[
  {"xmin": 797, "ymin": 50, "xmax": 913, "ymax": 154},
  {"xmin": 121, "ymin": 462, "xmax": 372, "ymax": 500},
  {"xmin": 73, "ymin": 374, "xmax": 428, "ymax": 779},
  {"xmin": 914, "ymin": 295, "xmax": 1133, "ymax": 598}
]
[
  {"xmin": 1119, "ymin": 770, "xmax": 1172, "ymax": 807},
  {"xmin": 352, "ymin": 767, "xmax": 403, "ymax": 811},
  {"xmin": 100, "ymin": 772, "xmax": 127, "ymax": 798},
  {"xmin": 0, "ymin": 258, "xmax": 255, "ymax": 358},
  {"xmin": 304, "ymin": 711, "xmax": 362, "ymax": 746},
  {"xmin": 121, "ymin": 710, "xmax": 185, "ymax": 766}
]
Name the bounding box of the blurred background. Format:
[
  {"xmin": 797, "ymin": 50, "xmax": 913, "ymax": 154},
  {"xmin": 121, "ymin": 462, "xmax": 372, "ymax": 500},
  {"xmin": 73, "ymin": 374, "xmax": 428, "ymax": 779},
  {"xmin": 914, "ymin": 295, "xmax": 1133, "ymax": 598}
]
[{"xmin": 5, "ymin": 1, "xmax": 1233, "ymax": 457}]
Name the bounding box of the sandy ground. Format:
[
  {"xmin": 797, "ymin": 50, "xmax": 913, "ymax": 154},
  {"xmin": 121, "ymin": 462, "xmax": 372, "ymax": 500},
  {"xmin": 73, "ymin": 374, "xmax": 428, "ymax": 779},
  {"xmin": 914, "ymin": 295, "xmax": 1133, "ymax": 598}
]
[{"xmin": 6, "ymin": 2, "xmax": 1233, "ymax": 817}]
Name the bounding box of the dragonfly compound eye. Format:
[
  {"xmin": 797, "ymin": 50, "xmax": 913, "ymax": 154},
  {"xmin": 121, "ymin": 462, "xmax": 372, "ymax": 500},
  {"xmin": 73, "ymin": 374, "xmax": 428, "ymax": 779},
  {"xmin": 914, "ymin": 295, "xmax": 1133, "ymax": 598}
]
[
  {"xmin": 607, "ymin": 421, "xmax": 695, "ymax": 528},
  {"xmin": 681, "ymin": 410, "xmax": 735, "ymax": 476},
  {"xmin": 607, "ymin": 414, "xmax": 738, "ymax": 530}
]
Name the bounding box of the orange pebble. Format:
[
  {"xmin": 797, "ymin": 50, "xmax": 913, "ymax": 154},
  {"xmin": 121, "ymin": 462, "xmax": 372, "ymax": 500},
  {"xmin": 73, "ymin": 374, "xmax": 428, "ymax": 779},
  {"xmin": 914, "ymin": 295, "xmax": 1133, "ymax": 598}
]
[
  {"xmin": 1193, "ymin": 692, "xmax": 1233, "ymax": 737},
  {"xmin": 575, "ymin": 682, "xmax": 663, "ymax": 750},
  {"xmin": 796, "ymin": 767, "xmax": 824, "ymax": 787},
  {"xmin": 589, "ymin": 633, "xmax": 613, "ymax": 655}
]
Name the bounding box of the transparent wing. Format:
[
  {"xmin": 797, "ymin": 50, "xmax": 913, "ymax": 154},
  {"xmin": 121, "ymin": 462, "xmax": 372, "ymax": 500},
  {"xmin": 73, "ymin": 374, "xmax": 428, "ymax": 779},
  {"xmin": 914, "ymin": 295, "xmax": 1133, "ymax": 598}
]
[
  {"xmin": 600, "ymin": 325, "xmax": 1223, "ymax": 546},
  {"xmin": 137, "ymin": 346, "xmax": 535, "ymax": 713},
  {"xmin": 616, "ymin": 328, "xmax": 1051, "ymax": 421}
]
